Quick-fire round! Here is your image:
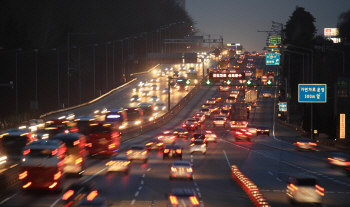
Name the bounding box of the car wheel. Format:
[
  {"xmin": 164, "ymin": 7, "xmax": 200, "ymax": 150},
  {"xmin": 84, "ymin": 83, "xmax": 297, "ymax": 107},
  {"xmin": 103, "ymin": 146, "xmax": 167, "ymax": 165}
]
[{"xmin": 190, "ymin": 177, "xmax": 193, "ymax": 180}]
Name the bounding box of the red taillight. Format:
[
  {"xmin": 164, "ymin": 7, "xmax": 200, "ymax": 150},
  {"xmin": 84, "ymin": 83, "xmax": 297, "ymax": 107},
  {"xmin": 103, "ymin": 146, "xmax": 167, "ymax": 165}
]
[
  {"xmin": 169, "ymin": 196, "xmax": 178, "ymax": 204},
  {"xmin": 22, "ymin": 182, "xmax": 32, "ymax": 188},
  {"xmin": 212, "ymin": 134, "xmax": 217, "ymax": 138},
  {"xmin": 176, "ymin": 149, "xmax": 182, "ymax": 154},
  {"xmin": 73, "ymin": 140, "xmax": 80, "ymax": 146},
  {"xmin": 49, "ymin": 182, "xmax": 58, "ymax": 189},
  {"xmin": 87, "ymin": 190, "xmax": 98, "ymax": 201},
  {"xmin": 122, "ymin": 161, "xmax": 130, "ymax": 166},
  {"xmin": 108, "ymin": 143, "xmax": 115, "ymax": 149},
  {"xmin": 184, "ymin": 132, "xmax": 188, "ymax": 134},
  {"xmin": 54, "ymin": 171, "xmax": 61, "ymax": 180},
  {"xmin": 142, "ymin": 151, "xmax": 147, "ymax": 155},
  {"xmin": 146, "ymin": 142, "xmax": 153, "ymax": 146},
  {"xmin": 309, "ymin": 142, "xmax": 317, "ymax": 146},
  {"xmin": 182, "ymin": 124, "xmax": 186, "ymax": 127},
  {"xmin": 201, "ymin": 144, "xmax": 206, "ymax": 148},
  {"xmin": 19, "ymin": 171, "xmax": 27, "ymax": 180},
  {"xmin": 106, "ymin": 161, "xmax": 116, "ymax": 166},
  {"xmin": 23, "ymin": 149, "xmax": 30, "ymax": 155},
  {"xmin": 173, "ymin": 131, "xmax": 178, "ymax": 134},
  {"xmin": 156, "ymin": 143, "xmax": 163, "ymax": 146},
  {"xmin": 290, "ymin": 184, "xmax": 298, "ymax": 190},
  {"xmin": 316, "ymin": 189, "xmax": 325, "ymax": 196},
  {"xmin": 86, "ymin": 143, "xmax": 92, "ymax": 147},
  {"xmin": 158, "ymin": 136, "xmax": 164, "ymax": 139},
  {"xmin": 189, "ymin": 196, "xmax": 199, "ymax": 205},
  {"xmin": 62, "ymin": 190, "xmax": 74, "ymax": 200},
  {"xmin": 190, "ymin": 143, "xmax": 195, "ymax": 146},
  {"xmin": 126, "ymin": 150, "xmax": 132, "ymax": 155},
  {"xmin": 52, "ymin": 149, "xmax": 58, "ymax": 156},
  {"xmin": 75, "ymin": 157, "xmax": 83, "ymax": 165},
  {"xmin": 191, "ymin": 124, "xmax": 194, "ymax": 127},
  {"xmin": 164, "ymin": 149, "xmax": 170, "ymax": 153},
  {"xmin": 235, "ymin": 132, "xmax": 242, "ymax": 135},
  {"xmin": 315, "ymin": 185, "xmax": 324, "ymax": 191}
]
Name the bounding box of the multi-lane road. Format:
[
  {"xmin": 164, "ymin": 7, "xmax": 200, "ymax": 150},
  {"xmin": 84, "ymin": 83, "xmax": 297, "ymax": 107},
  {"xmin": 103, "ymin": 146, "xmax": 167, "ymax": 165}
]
[{"xmin": 1, "ymin": 55, "xmax": 349, "ymax": 207}]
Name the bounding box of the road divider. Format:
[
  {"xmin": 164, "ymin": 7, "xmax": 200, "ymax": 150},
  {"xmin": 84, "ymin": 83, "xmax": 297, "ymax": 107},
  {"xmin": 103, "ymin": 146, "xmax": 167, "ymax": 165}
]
[
  {"xmin": 131, "ymin": 64, "xmax": 160, "ymax": 76},
  {"xmin": 231, "ymin": 165, "xmax": 271, "ymax": 207}
]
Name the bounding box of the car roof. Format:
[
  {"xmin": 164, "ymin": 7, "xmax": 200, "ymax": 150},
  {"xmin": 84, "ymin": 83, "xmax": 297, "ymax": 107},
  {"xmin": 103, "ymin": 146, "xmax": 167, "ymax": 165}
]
[
  {"xmin": 174, "ymin": 128, "xmax": 186, "ymax": 131},
  {"xmin": 173, "ymin": 161, "xmax": 191, "ymax": 165},
  {"xmin": 171, "ymin": 188, "xmax": 196, "ymax": 196},
  {"xmin": 130, "ymin": 145, "xmax": 146, "ymax": 149}
]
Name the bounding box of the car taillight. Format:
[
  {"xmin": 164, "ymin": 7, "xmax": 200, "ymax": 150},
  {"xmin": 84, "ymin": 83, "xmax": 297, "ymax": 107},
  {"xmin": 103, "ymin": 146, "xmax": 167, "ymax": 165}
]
[
  {"xmin": 19, "ymin": 171, "xmax": 27, "ymax": 180},
  {"xmin": 315, "ymin": 185, "xmax": 324, "ymax": 196},
  {"xmin": 309, "ymin": 142, "xmax": 317, "ymax": 146},
  {"xmin": 145, "ymin": 142, "xmax": 153, "ymax": 146},
  {"xmin": 106, "ymin": 161, "xmax": 116, "ymax": 166},
  {"xmin": 290, "ymin": 184, "xmax": 298, "ymax": 190},
  {"xmin": 142, "ymin": 151, "xmax": 147, "ymax": 155},
  {"xmin": 296, "ymin": 142, "xmax": 304, "ymax": 145},
  {"xmin": 187, "ymin": 168, "xmax": 193, "ymax": 172},
  {"xmin": 54, "ymin": 171, "xmax": 61, "ymax": 180},
  {"xmin": 164, "ymin": 149, "xmax": 170, "ymax": 153},
  {"xmin": 62, "ymin": 190, "xmax": 75, "ymax": 200},
  {"xmin": 190, "ymin": 143, "xmax": 195, "ymax": 146},
  {"xmin": 246, "ymin": 132, "xmax": 252, "ymax": 135},
  {"xmin": 23, "ymin": 149, "xmax": 30, "ymax": 155},
  {"xmin": 75, "ymin": 157, "xmax": 83, "ymax": 165},
  {"xmin": 201, "ymin": 144, "xmax": 206, "ymax": 148},
  {"xmin": 86, "ymin": 143, "xmax": 92, "ymax": 147},
  {"xmin": 156, "ymin": 143, "xmax": 164, "ymax": 146},
  {"xmin": 108, "ymin": 143, "xmax": 115, "ymax": 149},
  {"xmin": 173, "ymin": 131, "xmax": 178, "ymax": 134},
  {"xmin": 171, "ymin": 167, "xmax": 177, "ymax": 172},
  {"xmin": 169, "ymin": 196, "xmax": 178, "ymax": 204},
  {"xmin": 191, "ymin": 124, "xmax": 194, "ymax": 127},
  {"xmin": 158, "ymin": 136, "xmax": 163, "ymax": 139},
  {"xmin": 182, "ymin": 124, "xmax": 186, "ymax": 127},
  {"xmin": 235, "ymin": 132, "xmax": 242, "ymax": 135},
  {"xmin": 184, "ymin": 132, "xmax": 188, "ymax": 134},
  {"xmin": 122, "ymin": 161, "xmax": 130, "ymax": 166},
  {"xmin": 176, "ymin": 149, "xmax": 182, "ymax": 154},
  {"xmin": 87, "ymin": 190, "xmax": 98, "ymax": 201},
  {"xmin": 73, "ymin": 140, "xmax": 80, "ymax": 146},
  {"xmin": 49, "ymin": 182, "xmax": 58, "ymax": 189},
  {"xmin": 189, "ymin": 196, "xmax": 199, "ymax": 205},
  {"xmin": 22, "ymin": 182, "xmax": 32, "ymax": 188},
  {"xmin": 126, "ymin": 150, "xmax": 133, "ymax": 155}
]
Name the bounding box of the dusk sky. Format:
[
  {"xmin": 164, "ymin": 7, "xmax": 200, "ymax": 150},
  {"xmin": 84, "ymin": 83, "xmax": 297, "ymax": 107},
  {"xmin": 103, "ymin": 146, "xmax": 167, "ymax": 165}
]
[{"xmin": 186, "ymin": 0, "xmax": 350, "ymax": 52}]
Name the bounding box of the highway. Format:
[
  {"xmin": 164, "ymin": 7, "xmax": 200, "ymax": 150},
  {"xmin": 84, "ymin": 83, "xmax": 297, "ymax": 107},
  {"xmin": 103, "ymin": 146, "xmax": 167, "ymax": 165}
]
[{"xmin": 1, "ymin": 55, "xmax": 349, "ymax": 207}]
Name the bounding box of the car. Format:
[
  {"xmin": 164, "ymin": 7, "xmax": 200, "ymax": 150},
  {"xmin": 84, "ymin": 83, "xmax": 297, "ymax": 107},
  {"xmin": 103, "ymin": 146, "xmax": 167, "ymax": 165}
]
[
  {"xmin": 193, "ymin": 113, "xmax": 206, "ymax": 125},
  {"xmin": 232, "ymin": 65, "xmax": 240, "ymax": 69},
  {"xmin": 145, "ymin": 138, "xmax": 165, "ymax": 150},
  {"xmin": 219, "ymin": 108, "xmax": 230, "ymax": 118},
  {"xmin": 173, "ymin": 71, "xmax": 179, "ymax": 77},
  {"xmin": 200, "ymin": 108, "xmax": 211, "ymax": 117},
  {"xmin": 219, "ymin": 86, "xmax": 230, "ymax": 92},
  {"xmin": 234, "ymin": 128, "xmax": 252, "ymax": 142},
  {"xmin": 251, "ymin": 51, "xmax": 256, "ymax": 56},
  {"xmin": 213, "ymin": 116, "xmax": 226, "ymax": 128},
  {"xmin": 141, "ymin": 89, "xmax": 152, "ymax": 97},
  {"xmin": 267, "ymin": 70, "xmax": 274, "ymax": 75},
  {"xmin": 190, "ymin": 140, "xmax": 207, "ymax": 154},
  {"xmin": 262, "ymin": 91, "xmax": 271, "ymax": 98},
  {"xmin": 246, "ymin": 124, "xmax": 257, "ymax": 136},
  {"xmin": 211, "ymin": 95, "xmax": 222, "ymax": 103},
  {"xmin": 190, "ymin": 134, "xmax": 207, "ymax": 143},
  {"xmin": 286, "ymin": 174, "xmax": 324, "ymax": 205},
  {"xmin": 182, "ymin": 119, "xmax": 198, "ymax": 131},
  {"xmin": 327, "ymin": 152, "xmax": 350, "ymax": 169},
  {"xmin": 179, "ymin": 66, "xmax": 186, "ymax": 71},
  {"xmin": 229, "ymin": 69, "xmax": 236, "ymax": 73},
  {"xmin": 126, "ymin": 145, "xmax": 148, "ymax": 163},
  {"xmin": 294, "ymin": 138, "xmax": 317, "ymax": 151},
  {"xmin": 163, "ymin": 87, "xmax": 172, "ymax": 94},
  {"xmin": 246, "ymin": 103, "xmax": 252, "ymax": 111},
  {"xmin": 237, "ymin": 60, "xmax": 243, "ymax": 64},
  {"xmin": 256, "ymin": 126, "xmax": 269, "ymax": 136},
  {"xmin": 165, "ymin": 66, "xmax": 173, "ymax": 71},
  {"xmin": 230, "ymin": 90, "xmax": 239, "ymax": 98},
  {"xmin": 76, "ymin": 197, "xmax": 109, "ymax": 207},
  {"xmin": 157, "ymin": 134, "xmax": 176, "ymax": 145},
  {"xmin": 245, "ymin": 70, "xmax": 252, "ymax": 77},
  {"xmin": 204, "ymin": 130, "xmax": 217, "ymax": 142},
  {"xmin": 163, "ymin": 145, "xmax": 182, "ymax": 160},
  {"xmin": 157, "ymin": 72, "xmax": 165, "ymax": 77},
  {"xmin": 149, "ymin": 95, "xmax": 159, "ymax": 102},
  {"xmin": 151, "ymin": 85, "xmax": 159, "ymax": 91},
  {"xmin": 206, "ymin": 99, "xmax": 216, "ymax": 105},
  {"xmin": 166, "ymin": 188, "xmax": 200, "ymax": 207},
  {"xmin": 154, "ymin": 102, "xmax": 166, "ymax": 111},
  {"xmin": 130, "ymin": 95, "xmax": 141, "ymax": 102},
  {"xmin": 61, "ymin": 179, "xmax": 97, "ymax": 207},
  {"xmin": 246, "ymin": 63, "xmax": 253, "ymax": 69},
  {"xmin": 151, "ymin": 78, "xmax": 159, "ymax": 82},
  {"xmin": 169, "ymin": 161, "xmax": 193, "ymax": 180},
  {"xmin": 173, "ymin": 128, "xmax": 189, "ymax": 138},
  {"xmin": 248, "ymin": 58, "xmax": 254, "ymax": 62},
  {"xmin": 105, "ymin": 156, "xmax": 130, "ymax": 174}
]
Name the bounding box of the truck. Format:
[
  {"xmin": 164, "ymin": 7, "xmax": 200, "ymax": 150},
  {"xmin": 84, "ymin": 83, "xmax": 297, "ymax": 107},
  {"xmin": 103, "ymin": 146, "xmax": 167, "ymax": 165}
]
[
  {"xmin": 256, "ymin": 69, "xmax": 264, "ymax": 79},
  {"xmin": 244, "ymin": 89, "xmax": 258, "ymax": 106},
  {"xmin": 229, "ymin": 103, "xmax": 248, "ymax": 130}
]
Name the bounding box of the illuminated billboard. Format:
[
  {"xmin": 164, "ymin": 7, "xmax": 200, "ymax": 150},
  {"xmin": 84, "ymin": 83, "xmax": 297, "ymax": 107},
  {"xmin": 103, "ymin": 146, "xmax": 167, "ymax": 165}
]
[{"xmin": 324, "ymin": 28, "xmax": 339, "ymax": 36}]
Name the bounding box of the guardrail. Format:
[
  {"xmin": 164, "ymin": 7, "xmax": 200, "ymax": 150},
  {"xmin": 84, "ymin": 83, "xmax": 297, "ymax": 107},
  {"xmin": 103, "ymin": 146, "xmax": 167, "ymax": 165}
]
[
  {"xmin": 231, "ymin": 165, "xmax": 271, "ymax": 207},
  {"xmin": 0, "ymin": 166, "xmax": 20, "ymax": 197},
  {"xmin": 131, "ymin": 64, "xmax": 160, "ymax": 76}
]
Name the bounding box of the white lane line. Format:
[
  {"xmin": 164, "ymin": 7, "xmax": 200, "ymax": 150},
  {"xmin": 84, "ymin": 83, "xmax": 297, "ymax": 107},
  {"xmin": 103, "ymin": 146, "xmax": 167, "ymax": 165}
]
[
  {"xmin": 138, "ymin": 186, "xmax": 142, "ymax": 190},
  {"xmin": 131, "ymin": 199, "xmax": 136, "ymax": 204},
  {"xmin": 196, "ymin": 188, "xmax": 200, "ymax": 192},
  {"xmin": 142, "ymin": 174, "xmax": 145, "ymax": 177},
  {"xmin": 268, "ymin": 171, "xmax": 273, "ymax": 175},
  {"xmin": 147, "ymin": 168, "xmax": 152, "ymax": 171},
  {"xmin": 191, "ymin": 155, "xmax": 193, "ymax": 158},
  {"xmin": 276, "ymin": 178, "xmax": 282, "ymax": 182},
  {"xmin": 194, "ymin": 182, "xmax": 198, "ymax": 186},
  {"xmin": 0, "ymin": 193, "xmax": 20, "ymax": 206},
  {"xmin": 191, "ymin": 159, "xmax": 193, "ymax": 162},
  {"xmin": 135, "ymin": 191, "xmax": 139, "ymax": 196},
  {"xmin": 223, "ymin": 150, "xmax": 231, "ymax": 167},
  {"xmin": 198, "ymin": 192, "xmax": 202, "ymax": 197},
  {"xmin": 141, "ymin": 180, "xmax": 144, "ymax": 185}
]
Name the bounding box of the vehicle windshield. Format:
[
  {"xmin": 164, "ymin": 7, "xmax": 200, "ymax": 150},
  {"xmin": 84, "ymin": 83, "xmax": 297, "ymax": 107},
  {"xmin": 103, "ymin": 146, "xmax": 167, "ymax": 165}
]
[
  {"xmin": 90, "ymin": 125, "xmax": 111, "ymax": 134},
  {"xmin": 297, "ymin": 178, "xmax": 317, "ymax": 186}
]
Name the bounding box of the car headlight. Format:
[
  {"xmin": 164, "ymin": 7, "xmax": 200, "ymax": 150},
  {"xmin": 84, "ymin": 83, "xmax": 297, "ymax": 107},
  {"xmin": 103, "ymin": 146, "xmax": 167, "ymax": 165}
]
[
  {"xmin": 130, "ymin": 98, "xmax": 134, "ymax": 101},
  {"xmin": 135, "ymin": 121, "xmax": 141, "ymax": 125},
  {"xmin": 154, "ymin": 106, "xmax": 158, "ymax": 110},
  {"xmin": 162, "ymin": 106, "xmax": 166, "ymax": 110}
]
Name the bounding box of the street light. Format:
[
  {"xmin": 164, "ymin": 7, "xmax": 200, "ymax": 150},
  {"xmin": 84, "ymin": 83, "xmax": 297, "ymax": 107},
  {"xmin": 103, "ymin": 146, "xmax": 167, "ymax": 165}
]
[
  {"xmin": 16, "ymin": 49, "xmax": 38, "ymax": 114},
  {"xmin": 119, "ymin": 38, "xmax": 129, "ymax": 83}
]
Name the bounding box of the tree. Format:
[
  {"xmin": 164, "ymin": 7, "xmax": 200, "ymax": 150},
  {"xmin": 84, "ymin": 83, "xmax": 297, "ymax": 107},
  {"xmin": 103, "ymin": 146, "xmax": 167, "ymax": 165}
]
[
  {"xmin": 337, "ymin": 10, "xmax": 350, "ymax": 43},
  {"xmin": 284, "ymin": 6, "xmax": 316, "ymax": 48}
]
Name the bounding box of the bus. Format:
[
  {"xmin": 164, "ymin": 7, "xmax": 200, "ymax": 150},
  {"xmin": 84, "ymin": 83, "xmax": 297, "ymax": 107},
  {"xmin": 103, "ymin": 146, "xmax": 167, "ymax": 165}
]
[
  {"xmin": 138, "ymin": 103, "xmax": 156, "ymax": 121},
  {"xmin": 87, "ymin": 122, "xmax": 120, "ymax": 157},
  {"xmin": 124, "ymin": 107, "xmax": 142, "ymax": 126},
  {"xmin": 45, "ymin": 114, "xmax": 78, "ymax": 136},
  {"xmin": 51, "ymin": 133, "xmax": 87, "ymax": 176},
  {"xmin": 20, "ymin": 139, "xmax": 66, "ymax": 191},
  {"xmin": 74, "ymin": 115, "xmax": 98, "ymax": 135}
]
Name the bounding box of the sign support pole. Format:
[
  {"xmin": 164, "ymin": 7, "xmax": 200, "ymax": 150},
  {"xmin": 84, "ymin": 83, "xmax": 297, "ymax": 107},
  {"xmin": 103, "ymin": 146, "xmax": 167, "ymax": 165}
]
[{"xmin": 168, "ymin": 78, "xmax": 171, "ymax": 112}]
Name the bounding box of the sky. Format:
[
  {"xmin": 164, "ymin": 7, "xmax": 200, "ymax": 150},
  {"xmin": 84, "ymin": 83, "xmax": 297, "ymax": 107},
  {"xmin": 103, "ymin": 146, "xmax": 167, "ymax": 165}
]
[{"xmin": 186, "ymin": 0, "xmax": 350, "ymax": 52}]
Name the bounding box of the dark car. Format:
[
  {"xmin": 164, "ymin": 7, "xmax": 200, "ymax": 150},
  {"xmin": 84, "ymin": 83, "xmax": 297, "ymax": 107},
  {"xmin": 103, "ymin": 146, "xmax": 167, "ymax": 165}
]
[
  {"xmin": 163, "ymin": 145, "xmax": 182, "ymax": 160},
  {"xmin": 267, "ymin": 70, "xmax": 274, "ymax": 75},
  {"xmin": 173, "ymin": 128, "xmax": 189, "ymax": 138},
  {"xmin": 166, "ymin": 188, "xmax": 200, "ymax": 207},
  {"xmin": 61, "ymin": 180, "xmax": 97, "ymax": 207},
  {"xmin": 234, "ymin": 128, "xmax": 252, "ymax": 142},
  {"xmin": 145, "ymin": 138, "xmax": 165, "ymax": 150},
  {"xmin": 211, "ymin": 95, "xmax": 222, "ymax": 103},
  {"xmin": 190, "ymin": 134, "xmax": 207, "ymax": 143},
  {"xmin": 256, "ymin": 126, "xmax": 270, "ymax": 136}
]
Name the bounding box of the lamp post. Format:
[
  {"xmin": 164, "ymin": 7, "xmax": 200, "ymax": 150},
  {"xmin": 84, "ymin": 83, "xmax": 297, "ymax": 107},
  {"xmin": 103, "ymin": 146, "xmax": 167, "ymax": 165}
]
[
  {"xmin": 16, "ymin": 49, "xmax": 38, "ymax": 114},
  {"xmin": 120, "ymin": 38, "xmax": 129, "ymax": 83},
  {"xmin": 283, "ymin": 49, "xmax": 308, "ymax": 83}
]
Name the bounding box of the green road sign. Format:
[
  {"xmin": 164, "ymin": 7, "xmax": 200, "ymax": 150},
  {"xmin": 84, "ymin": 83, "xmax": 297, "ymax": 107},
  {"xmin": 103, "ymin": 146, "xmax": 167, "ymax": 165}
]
[
  {"xmin": 186, "ymin": 79, "xmax": 191, "ymax": 85},
  {"xmin": 269, "ymin": 36, "xmax": 281, "ymax": 44},
  {"xmin": 267, "ymin": 80, "xmax": 272, "ymax": 85},
  {"xmin": 246, "ymin": 80, "xmax": 252, "ymax": 85},
  {"xmin": 206, "ymin": 80, "xmax": 211, "ymax": 85},
  {"xmin": 226, "ymin": 80, "xmax": 231, "ymax": 85}
]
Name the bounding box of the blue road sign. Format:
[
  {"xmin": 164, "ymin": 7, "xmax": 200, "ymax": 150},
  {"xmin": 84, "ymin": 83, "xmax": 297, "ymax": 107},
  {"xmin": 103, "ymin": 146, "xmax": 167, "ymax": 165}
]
[
  {"xmin": 266, "ymin": 53, "xmax": 280, "ymax": 65},
  {"xmin": 279, "ymin": 102, "xmax": 287, "ymax": 112},
  {"xmin": 298, "ymin": 84, "xmax": 327, "ymax": 103}
]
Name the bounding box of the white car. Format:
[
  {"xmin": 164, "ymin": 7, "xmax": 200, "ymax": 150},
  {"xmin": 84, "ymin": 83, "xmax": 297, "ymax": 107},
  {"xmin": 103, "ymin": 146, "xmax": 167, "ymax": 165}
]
[
  {"xmin": 219, "ymin": 86, "xmax": 230, "ymax": 92},
  {"xmin": 204, "ymin": 130, "xmax": 217, "ymax": 142},
  {"xmin": 213, "ymin": 116, "xmax": 226, "ymax": 128},
  {"xmin": 151, "ymin": 85, "xmax": 159, "ymax": 91},
  {"xmin": 151, "ymin": 78, "xmax": 159, "ymax": 82},
  {"xmin": 163, "ymin": 88, "xmax": 172, "ymax": 93},
  {"xmin": 149, "ymin": 95, "xmax": 159, "ymax": 102},
  {"xmin": 262, "ymin": 91, "xmax": 271, "ymax": 98},
  {"xmin": 169, "ymin": 161, "xmax": 193, "ymax": 180},
  {"xmin": 154, "ymin": 102, "xmax": 166, "ymax": 111},
  {"xmin": 126, "ymin": 145, "xmax": 148, "ymax": 163},
  {"xmin": 106, "ymin": 156, "xmax": 130, "ymax": 174},
  {"xmin": 190, "ymin": 140, "xmax": 207, "ymax": 154}
]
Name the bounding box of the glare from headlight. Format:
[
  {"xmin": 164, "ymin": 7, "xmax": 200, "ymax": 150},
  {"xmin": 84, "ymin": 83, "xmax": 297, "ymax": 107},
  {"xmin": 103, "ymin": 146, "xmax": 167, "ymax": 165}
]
[
  {"xmin": 162, "ymin": 106, "xmax": 166, "ymax": 110},
  {"xmin": 135, "ymin": 121, "xmax": 141, "ymax": 125},
  {"xmin": 154, "ymin": 106, "xmax": 158, "ymax": 110},
  {"xmin": 119, "ymin": 125, "xmax": 125, "ymax": 129},
  {"xmin": 42, "ymin": 134, "xmax": 49, "ymax": 139},
  {"xmin": 149, "ymin": 117, "xmax": 154, "ymax": 121}
]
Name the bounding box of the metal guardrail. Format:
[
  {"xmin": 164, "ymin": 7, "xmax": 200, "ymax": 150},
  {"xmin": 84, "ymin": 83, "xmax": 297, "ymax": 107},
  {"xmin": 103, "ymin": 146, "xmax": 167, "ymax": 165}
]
[{"xmin": 0, "ymin": 166, "xmax": 20, "ymax": 196}]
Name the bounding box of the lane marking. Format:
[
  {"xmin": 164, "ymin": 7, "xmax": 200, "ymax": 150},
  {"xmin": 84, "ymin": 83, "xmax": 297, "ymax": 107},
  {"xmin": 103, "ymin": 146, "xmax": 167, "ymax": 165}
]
[
  {"xmin": 135, "ymin": 191, "xmax": 139, "ymax": 196},
  {"xmin": 268, "ymin": 171, "xmax": 273, "ymax": 175},
  {"xmin": 276, "ymin": 178, "xmax": 282, "ymax": 182},
  {"xmin": 142, "ymin": 174, "xmax": 145, "ymax": 177},
  {"xmin": 223, "ymin": 150, "xmax": 231, "ymax": 167},
  {"xmin": 131, "ymin": 199, "xmax": 136, "ymax": 204},
  {"xmin": 141, "ymin": 180, "xmax": 144, "ymax": 184},
  {"xmin": 138, "ymin": 186, "xmax": 142, "ymax": 190},
  {"xmin": 0, "ymin": 193, "xmax": 20, "ymax": 206},
  {"xmin": 147, "ymin": 168, "xmax": 151, "ymax": 171}
]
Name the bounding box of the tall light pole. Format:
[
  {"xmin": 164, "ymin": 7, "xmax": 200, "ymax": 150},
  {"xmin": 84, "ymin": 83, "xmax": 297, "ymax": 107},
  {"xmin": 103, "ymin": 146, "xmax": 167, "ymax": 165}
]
[
  {"xmin": 16, "ymin": 49, "xmax": 38, "ymax": 114},
  {"xmin": 120, "ymin": 38, "xmax": 128, "ymax": 83}
]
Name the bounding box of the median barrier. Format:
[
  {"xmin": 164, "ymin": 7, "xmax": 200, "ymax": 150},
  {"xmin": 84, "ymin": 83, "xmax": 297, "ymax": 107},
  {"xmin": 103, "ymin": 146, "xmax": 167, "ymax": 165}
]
[
  {"xmin": 131, "ymin": 64, "xmax": 160, "ymax": 76},
  {"xmin": 231, "ymin": 165, "xmax": 271, "ymax": 207}
]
